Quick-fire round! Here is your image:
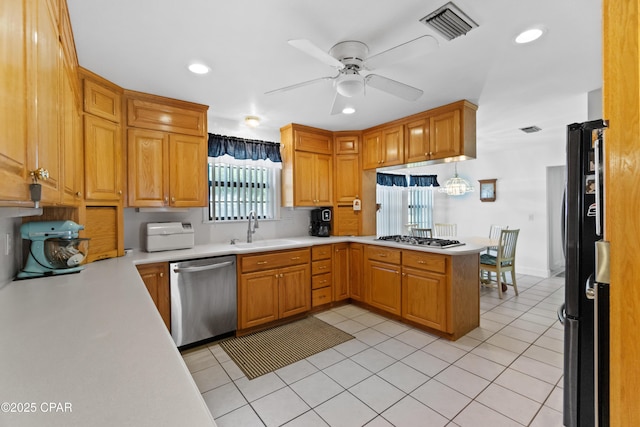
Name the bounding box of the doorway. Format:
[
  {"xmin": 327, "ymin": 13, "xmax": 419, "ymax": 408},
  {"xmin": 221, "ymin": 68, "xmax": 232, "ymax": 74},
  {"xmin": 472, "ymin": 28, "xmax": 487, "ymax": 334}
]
[{"xmin": 547, "ymin": 165, "xmax": 565, "ymax": 275}]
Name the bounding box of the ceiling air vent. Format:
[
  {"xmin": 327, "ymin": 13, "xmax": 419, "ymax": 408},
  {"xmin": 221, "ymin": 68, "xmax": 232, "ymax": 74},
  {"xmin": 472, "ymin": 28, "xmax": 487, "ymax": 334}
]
[
  {"xmin": 419, "ymin": 2, "xmax": 478, "ymax": 41},
  {"xmin": 520, "ymin": 125, "xmax": 542, "ymax": 134}
]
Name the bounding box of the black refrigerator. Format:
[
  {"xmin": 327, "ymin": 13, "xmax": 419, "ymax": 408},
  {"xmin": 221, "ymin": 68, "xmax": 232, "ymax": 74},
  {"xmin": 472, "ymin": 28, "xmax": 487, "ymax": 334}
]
[{"xmin": 562, "ymin": 119, "xmax": 609, "ymax": 427}]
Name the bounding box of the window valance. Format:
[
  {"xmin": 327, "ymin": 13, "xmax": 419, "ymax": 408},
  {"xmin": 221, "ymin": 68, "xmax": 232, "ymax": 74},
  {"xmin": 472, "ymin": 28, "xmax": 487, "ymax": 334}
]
[
  {"xmin": 208, "ymin": 133, "xmax": 282, "ymax": 162},
  {"xmin": 377, "ymin": 173, "xmax": 407, "ymax": 187},
  {"xmin": 409, "ymin": 175, "xmax": 440, "ymax": 187}
]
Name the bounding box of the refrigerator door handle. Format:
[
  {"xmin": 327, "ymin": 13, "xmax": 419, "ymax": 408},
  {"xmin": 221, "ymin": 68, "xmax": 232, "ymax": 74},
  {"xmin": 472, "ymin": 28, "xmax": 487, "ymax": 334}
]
[{"xmin": 586, "ymin": 274, "xmax": 596, "ymax": 300}]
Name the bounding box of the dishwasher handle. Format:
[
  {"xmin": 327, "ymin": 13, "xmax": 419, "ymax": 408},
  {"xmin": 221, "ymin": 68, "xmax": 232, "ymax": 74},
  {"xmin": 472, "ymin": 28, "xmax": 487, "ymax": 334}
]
[{"xmin": 173, "ymin": 260, "xmax": 234, "ymax": 274}]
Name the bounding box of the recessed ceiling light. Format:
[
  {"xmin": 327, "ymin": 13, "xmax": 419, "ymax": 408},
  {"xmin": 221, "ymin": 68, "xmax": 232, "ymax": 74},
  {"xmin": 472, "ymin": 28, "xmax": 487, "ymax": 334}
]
[
  {"xmin": 188, "ymin": 63, "xmax": 210, "ymax": 74},
  {"xmin": 342, "ymin": 107, "xmax": 356, "ymax": 115},
  {"xmin": 245, "ymin": 116, "xmax": 260, "ymax": 127},
  {"xmin": 515, "ymin": 27, "xmax": 545, "ymax": 44}
]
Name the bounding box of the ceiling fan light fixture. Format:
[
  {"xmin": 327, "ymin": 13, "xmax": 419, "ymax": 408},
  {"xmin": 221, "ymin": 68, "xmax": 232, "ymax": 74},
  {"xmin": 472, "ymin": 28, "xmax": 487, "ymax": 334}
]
[{"xmin": 335, "ymin": 74, "xmax": 364, "ymax": 97}]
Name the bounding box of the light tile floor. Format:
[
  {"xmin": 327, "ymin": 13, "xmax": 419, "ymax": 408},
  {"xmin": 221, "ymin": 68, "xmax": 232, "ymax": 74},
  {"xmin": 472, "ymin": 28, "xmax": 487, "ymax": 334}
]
[{"xmin": 182, "ymin": 274, "xmax": 565, "ymax": 427}]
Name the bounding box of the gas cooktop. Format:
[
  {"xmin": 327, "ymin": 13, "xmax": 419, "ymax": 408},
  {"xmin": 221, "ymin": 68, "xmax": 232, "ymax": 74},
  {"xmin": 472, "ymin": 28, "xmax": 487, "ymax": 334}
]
[{"xmin": 376, "ymin": 235, "xmax": 466, "ymax": 249}]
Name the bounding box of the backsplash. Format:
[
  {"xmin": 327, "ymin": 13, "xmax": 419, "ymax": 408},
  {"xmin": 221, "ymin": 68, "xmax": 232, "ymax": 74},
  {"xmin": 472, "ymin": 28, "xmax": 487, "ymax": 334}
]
[
  {"xmin": 0, "ymin": 217, "xmax": 22, "ymax": 288},
  {"xmin": 123, "ymin": 207, "xmax": 311, "ymax": 250}
]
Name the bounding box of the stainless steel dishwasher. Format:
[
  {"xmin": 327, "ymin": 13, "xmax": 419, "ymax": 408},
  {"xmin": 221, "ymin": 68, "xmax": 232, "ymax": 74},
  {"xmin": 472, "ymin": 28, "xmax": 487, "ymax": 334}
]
[{"xmin": 169, "ymin": 255, "xmax": 236, "ymax": 347}]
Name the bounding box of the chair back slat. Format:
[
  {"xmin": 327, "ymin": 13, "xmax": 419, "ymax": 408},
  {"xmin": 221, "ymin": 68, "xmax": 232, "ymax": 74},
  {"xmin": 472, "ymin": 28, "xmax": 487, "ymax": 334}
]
[
  {"xmin": 498, "ymin": 229, "xmax": 519, "ymax": 263},
  {"xmin": 434, "ymin": 223, "xmax": 457, "ymax": 237},
  {"xmin": 412, "ymin": 228, "xmax": 433, "ymax": 238}
]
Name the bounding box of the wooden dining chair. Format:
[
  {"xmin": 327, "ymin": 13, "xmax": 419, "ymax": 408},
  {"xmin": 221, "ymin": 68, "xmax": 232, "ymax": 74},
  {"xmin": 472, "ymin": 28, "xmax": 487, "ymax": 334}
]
[
  {"xmin": 480, "ymin": 229, "xmax": 520, "ymax": 299},
  {"xmin": 411, "ymin": 228, "xmax": 433, "ymax": 238},
  {"xmin": 434, "ymin": 223, "xmax": 457, "ymax": 237}
]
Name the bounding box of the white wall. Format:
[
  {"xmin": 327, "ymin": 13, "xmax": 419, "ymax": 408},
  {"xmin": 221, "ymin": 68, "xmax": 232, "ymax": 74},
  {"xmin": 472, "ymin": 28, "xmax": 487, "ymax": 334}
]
[{"xmin": 0, "ymin": 217, "xmax": 21, "ymax": 288}]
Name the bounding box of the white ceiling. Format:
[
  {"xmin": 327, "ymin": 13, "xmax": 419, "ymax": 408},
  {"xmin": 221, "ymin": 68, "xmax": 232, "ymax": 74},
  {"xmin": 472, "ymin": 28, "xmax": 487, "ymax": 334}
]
[{"xmin": 66, "ymin": 0, "xmax": 602, "ymax": 146}]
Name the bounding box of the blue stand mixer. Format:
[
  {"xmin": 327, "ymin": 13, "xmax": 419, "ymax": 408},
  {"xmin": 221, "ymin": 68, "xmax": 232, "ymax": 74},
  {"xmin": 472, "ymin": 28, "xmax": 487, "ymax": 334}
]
[{"xmin": 17, "ymin": 220, "xmax": 90, "ymax": 280}]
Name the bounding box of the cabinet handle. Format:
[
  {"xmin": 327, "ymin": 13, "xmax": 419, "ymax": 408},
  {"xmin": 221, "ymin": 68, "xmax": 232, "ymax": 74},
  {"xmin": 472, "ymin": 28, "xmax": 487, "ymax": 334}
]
[
  {"xmin": 257, "ymin": 261, "xmax": 268, "ymax": 265},
  {"xmin": 171, "ymin": 197, "xmax": 176, "ymax": 203},
  {"xmin": 117, "ymin": 190, "xmax": 123, "ymax": 195},
  {"xmin": 290, "ymin": 256, "xmax": 300, "ymax": 260},
  {"xmin": 402, "ymin": 272, "xmax": 406, "ymax": 277},
  {"xmin": 275, "ymin": 274, "xmax": 279, "ymax": 278},
  {"xmin": 418, "ymin": 260, "xmax": 426, "ymax": 264},
  {"xmin": 395, "ymin": 271, "xmax": 400, "ymax": 275},
  {"xmin": 75, "ymin": 191, "xmax": 82, "ymax": 197},
  {"xmin": 280, "ymin": 273, "xmax": 284, "ymax": 278},
  {"xmin": 164, "ymin": 196, "xmax": 169, "ymax": 203},
  {"xmin": 319, "ymin": 280, "xmax": 327, "ymax": 284},
  {"xmin": 160, "ymin": 272, "xmax": 164, "ymax": 277},
  {"xmin": 319, "ymin": 266, "xmax": 327, "ymax": 270},
  {"xmin": 30, "ymin": 167, "xmax": 49, "ymax": 182},
  {"xmin": 378, "ymin": 254, "xmax": 387, "ymax": 257}
]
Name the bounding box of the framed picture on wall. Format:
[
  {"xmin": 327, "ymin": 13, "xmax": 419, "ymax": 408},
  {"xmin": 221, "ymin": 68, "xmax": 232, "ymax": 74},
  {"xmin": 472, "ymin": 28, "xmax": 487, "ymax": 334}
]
[{"xmin": 479, "ymin": 179, "xmax": 497, "ymax": 202}]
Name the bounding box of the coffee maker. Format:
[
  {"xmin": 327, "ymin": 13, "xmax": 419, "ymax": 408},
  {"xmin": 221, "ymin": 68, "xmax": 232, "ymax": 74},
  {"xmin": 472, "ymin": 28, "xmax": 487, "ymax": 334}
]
[{"xmin": 310, "ymin": 208, "xmax": 331, "ymax": 237}]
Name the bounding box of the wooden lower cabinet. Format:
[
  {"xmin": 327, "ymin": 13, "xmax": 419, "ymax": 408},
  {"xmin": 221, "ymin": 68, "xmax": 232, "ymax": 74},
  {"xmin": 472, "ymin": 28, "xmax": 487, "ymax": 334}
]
[
  {"xmin": 238, "ymin": 248, "xmax": 311, "ymax": 331},
  {"xmin": 136, "ymin": 263, "xmax": 170, "ymax": 331},
  {"xmin": 402, "ymin": 266, "xmax": 448, "ymax": 332},
  {"xmin": 366, "ymin": 260, "xmax": 402, "ymax": 316},
  {"xmin": 333, "ymin": 243, "xmax": 349, "ymax": 301},
  {"xmin": 349, "ymin": 243, "xmax": 364, "ymax": 301}
]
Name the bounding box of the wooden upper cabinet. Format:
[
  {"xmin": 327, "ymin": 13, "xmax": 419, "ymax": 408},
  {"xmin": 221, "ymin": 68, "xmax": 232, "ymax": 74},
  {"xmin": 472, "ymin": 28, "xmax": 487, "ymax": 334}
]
[
  {"xmin": 127, "ymin": 129, "xmax": 168, "ymax": 206},
  {"xmin": 84, "ymin": 115, "xmax": 124, "ymax": 202},
  {"xmin": 0, "ymin": 0, "xmax": 30, "ymax": 203},
  {"xmin": 334, "ymin": 133, "xmax": 359, "ymax": 154},
  {"xmin": 334, "ymin": 154, "xmax": 360, "ymax": 204},
  {"xmin": 294, "ymin": 129, "xmax": 333, "ymax": 154},
  {"xmin": 34, "ymin": 0, "xmax": 62, "ymax": 204},
  {"xmin": 61, "ymin": 66, "xmax": 84, "ymax": 206},
  {"xmin": 84, "ymin": 79, "xmax": 122, "ymax": 123},
  {"xmin": 281, "ymin": 124, "xmax": 334, "ymax": 207},
  {"xmin": 362, "ymin": 125, "xmax": 404, "ymax": 169},
  {"xmin": 405, "ymin": 118, "xmax": 429, "ymax": 164},
  {"xmin": 429, "ymin": 108, "xmax": 461, "ymax": 159},
  {"xmin": 168, "ymin": 133, "xmax": 207, "ymax": 207},
  {"xmin": 127, "ymin": 95, "xmax": 207, "ymax": 137}
]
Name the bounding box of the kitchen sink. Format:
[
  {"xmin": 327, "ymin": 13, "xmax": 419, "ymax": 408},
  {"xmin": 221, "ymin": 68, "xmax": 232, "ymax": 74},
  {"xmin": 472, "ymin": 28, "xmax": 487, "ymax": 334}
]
[{"xmin": 233, "ymin": 239, "xmax": 301, "ymax": 249}]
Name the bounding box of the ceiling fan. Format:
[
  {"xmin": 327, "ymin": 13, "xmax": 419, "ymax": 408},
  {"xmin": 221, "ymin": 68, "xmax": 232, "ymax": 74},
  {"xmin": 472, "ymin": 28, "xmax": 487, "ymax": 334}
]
[{"xmin": 265, "ymin": 35, "xmax": 439, "ymax": 114}]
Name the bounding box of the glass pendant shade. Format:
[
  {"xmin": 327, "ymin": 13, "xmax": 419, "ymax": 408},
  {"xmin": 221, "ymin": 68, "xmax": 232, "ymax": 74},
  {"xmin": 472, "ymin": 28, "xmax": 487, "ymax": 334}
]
[{"xmin": 438, "ymin": 163, "xmax": 474, "ymax": 196}]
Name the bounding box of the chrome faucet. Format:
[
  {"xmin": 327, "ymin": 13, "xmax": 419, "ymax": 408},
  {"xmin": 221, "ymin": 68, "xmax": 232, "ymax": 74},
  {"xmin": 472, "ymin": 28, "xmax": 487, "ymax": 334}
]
[{"xmin": 247, "ymin": 211, "xmax": 259, "ymax": 243}]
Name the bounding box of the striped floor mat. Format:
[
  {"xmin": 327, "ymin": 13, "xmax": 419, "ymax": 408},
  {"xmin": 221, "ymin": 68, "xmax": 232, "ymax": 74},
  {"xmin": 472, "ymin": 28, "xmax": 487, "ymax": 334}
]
[{"xmin": 219, "ymin": 316, "xmax": 354, "ymax": 380}]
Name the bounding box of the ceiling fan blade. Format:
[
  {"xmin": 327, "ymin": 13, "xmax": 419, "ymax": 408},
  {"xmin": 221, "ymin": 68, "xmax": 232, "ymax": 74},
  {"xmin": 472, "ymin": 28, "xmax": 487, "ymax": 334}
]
[
  {"xmin": 365, "ymin": 35, "xmax": 438, "ymax": 70},
  {"xmin": 265, "ymin": 76, "xmax": 335, "ymax": 95},
  {"xmin": 365, "ymin": 74, "xmax": 423, "ymax": 101},
  {"xmin": 330, "ymin": 92, "xmax": 349, "ymax": 115},
  {"xmin": 288, "ymin": 39, "xmax": 344, "ymax": 69}
]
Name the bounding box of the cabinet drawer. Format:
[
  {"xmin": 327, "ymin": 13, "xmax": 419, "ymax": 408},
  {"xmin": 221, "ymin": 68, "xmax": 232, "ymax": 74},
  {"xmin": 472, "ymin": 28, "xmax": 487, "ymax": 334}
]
[
  {"xmin": 312, "ymin": 259, "xmax": 332, "ymax": 275},
  {"xmin": 402, "ymin": 250, "xmax": 447, "ymax": 274},
  {"xmin": 366, "ymin": 246, "xmax": 401, "ymax": 264},
  {"xmin": 241, "ymin": 249, "xmax": 310, "ymax": 273},
  {"xmin": 312, "ymin": 287, "xmax": 332, "ymax": 307},
  {"xmin": 312, "ymin": 272, "xmax": 332, "ymax": 290},
  {"xmin": 312, "ymin": 244, "xmax": 332, "ymax": 261}
]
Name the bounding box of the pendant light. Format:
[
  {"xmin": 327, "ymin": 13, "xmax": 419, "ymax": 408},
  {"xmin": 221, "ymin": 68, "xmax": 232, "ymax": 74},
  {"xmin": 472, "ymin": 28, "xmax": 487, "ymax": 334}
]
[{"xmin": 438, "ymin": 163, "xmax": 475, "ymax": 196}]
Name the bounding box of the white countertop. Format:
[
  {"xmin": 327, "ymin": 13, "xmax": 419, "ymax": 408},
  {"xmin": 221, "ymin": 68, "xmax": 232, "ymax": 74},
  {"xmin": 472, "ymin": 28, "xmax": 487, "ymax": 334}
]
[{"xmin": 0, "ymin": 234, "xmax": 486, "ymax": 427}]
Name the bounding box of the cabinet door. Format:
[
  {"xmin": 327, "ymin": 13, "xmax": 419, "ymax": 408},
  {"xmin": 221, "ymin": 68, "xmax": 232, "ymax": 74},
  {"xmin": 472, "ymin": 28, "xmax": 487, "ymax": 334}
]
[
  {"xmin": 333, "ymin": 243, "xmax": 349, "ymax": 301},
  {"xmin": 0, "ymin": 0, "xmax": 30, "ymax": 203},
  {"xmin": 405, "ymin": 118, "xmax": 429, "ymax": 163},
  {"xmin": 84, "ymin": 115, "xmax": 124, "ymax": 202},
  {"xmin": 314, "ymin": 153, "xmax": 333, "ymax": 205},
  {"xmin": 362, "ymin": 131, "xmax": 381, "ymax": 170},
  {"xmin": 169, "ymin": 134, "xmax": 207, "ymax": 207},
  {"xmin": 83, "ymin": 79, "xmax": 121, "ymax": 123},
  {"xmin": 61, "ymin": 66, "xmax": 83, "ymax": 206},
  {"xmin": 35, "ymin": 0, "xmax": 62, "ymax": 204},
  {"xmin": 402, "ymin": 267, "xmax": 448, "ymax": 332},
  {"xmin": 366, "ymin": 260, "xmax": 401, "ymax": 315},
  {"xmin": 334, "ymin": 134, "xmax": 359, "ymax": 155},
  {"xmin": 295, "ymin": 129, "xmax": 332, "ymax": 154},
  {"xmin": 334, "ymin": 154, "xmax": 360, "ymax": 204},
  {"xmin": 127, "ymin": 129, "xmax": 168, "ymax": 207},
  {"xmin": 136, "ymin": 263, "xmax": 170, "ymax": 331},
  {"xmin": 429, "ymin": 108, "xmax": 461, "ymax": 159},
  {"xmin": 349, "ymin": 244, "xmax": 364, "ymax": 301},
  {"xmin": 278, "ymin": 264, "xmax": 311, "ymax": 318},
  {"xmin": 239, "ymin": 270, "xmax": 279, "ymax": 329},
  {"xmin": 293, "ymin": 151, "xmax": 315, "ymax": 206},
  {"xmin": 381, "ymin": 125, "xmax": 404, "ymax": 167}
]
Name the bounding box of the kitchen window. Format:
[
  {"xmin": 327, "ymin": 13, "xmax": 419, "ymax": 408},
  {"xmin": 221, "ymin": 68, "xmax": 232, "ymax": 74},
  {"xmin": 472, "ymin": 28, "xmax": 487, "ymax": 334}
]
[{"xmin": 206, "ymin": 134, "xmax": 282, "ymax": 222}]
